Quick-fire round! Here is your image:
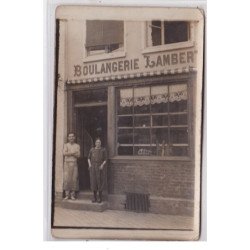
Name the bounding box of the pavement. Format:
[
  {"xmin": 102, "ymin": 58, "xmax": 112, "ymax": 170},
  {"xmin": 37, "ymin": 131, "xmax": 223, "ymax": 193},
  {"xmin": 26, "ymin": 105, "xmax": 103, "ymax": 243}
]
[{"xmin": 53, "ymin": 206, "xmax": 194, "ymax": 230}]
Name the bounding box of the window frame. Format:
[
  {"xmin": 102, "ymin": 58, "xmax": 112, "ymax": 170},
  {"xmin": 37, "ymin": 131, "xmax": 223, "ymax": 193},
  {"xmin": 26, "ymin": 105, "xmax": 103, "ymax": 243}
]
[
  {"xmin": 83, "ymin": 20, "xmax": 127, "ymax": 63},
  {"xmin": 142, "ymin": 21, "xmax": 195, "ymax": 55},
  {"xmin": 114, "ymin": 79, "xmax": 194, "ymax": 161},
  {"xmin": 66, "ymin": 74, "xmax": 195, "ymax": 162}
]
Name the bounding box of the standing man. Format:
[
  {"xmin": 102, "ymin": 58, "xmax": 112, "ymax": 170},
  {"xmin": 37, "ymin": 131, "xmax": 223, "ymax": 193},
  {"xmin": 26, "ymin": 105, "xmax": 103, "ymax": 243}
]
[
  {"xmin": 63, "ymin": 133, "xmax": 80, "ymax": 200},
  {"xmin": 88, "ymin": 138, "xmax": 107, "ymax": 203}
]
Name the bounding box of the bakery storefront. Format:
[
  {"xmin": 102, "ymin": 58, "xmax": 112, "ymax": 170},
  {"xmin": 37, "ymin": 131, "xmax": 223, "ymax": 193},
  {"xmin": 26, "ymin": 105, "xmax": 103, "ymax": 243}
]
[{"xmin": 54, "ymin": 17, "xmax": 200, "ymax": 216}]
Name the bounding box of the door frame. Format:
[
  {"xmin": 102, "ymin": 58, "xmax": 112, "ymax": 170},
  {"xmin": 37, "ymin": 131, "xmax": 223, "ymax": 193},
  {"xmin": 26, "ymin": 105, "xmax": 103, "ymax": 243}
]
[{"xmin": 75, "ymin": 103, "xmax": 108, "ymax": 191}]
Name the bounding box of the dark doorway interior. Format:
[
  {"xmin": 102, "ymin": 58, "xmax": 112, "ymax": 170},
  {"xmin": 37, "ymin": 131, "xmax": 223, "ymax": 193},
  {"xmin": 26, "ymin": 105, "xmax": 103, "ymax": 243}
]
[{"xmin": 76, "ymin": 105, "xmax": 107, "ymax": 191}]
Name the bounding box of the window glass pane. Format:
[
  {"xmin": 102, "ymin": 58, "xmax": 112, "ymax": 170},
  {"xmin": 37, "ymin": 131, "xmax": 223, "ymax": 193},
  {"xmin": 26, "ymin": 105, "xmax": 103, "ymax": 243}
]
[
  {"xmin": 134, "ymin": 146, "xmax": 153, "ymax": 156},
  {"xmin": 151, "ymin": 103, "xmax": 168, "ymax": 113},
  {"xmin": 108, "ymin": 43, "xmax": 121, "ymax": 52},
  {"xmin": 171, "ymin": 146, "xmax": 188, "ymax": 156},
  {"xmin": 118, "ymin": 88, "xmax": 133, "ymax": 115},
  {"xmin": 169, "ymin": 114, "xmax": 187, "ymax": 125},
  {"xmin": 118, "ymin": 116, "xmax": 133, "ymax": 127},
  {"xmin": 74, "ymin": 89, "xmax": 107, "ymax": 104},
  {"xmin": 152, "ymin": 144, "xmax": 173, "ymax": 156},
  {"xmin": 151, "ymin": 21, "xmax": 162, "ymax": 46},
  {"xmin": 169, "ymin": 84, "xmax": 187, "ymax": 102},
  {"xmin": 152, "ymin": 128, "xmax": 169, "ymax": 145},
  {"xmin": 164, "ymin": 21, "xmax": 189, "ymax": 44},
  {"xmin": 170, "ymin": 128, "xmax": 188, "ymax": 144},
  {"xmin": 134, "ymin": 129, "xmax": 150, "ymax": 144},
  {"xmin": 152, "ymin": 115, "xmax": 168, "ymax": 126},
  {"xmin": 134, "ymin": 116, "xmax": 150, "ymax": 127},
  {"xmin": 134, "ymin": 87, "xmax": 150, "ymax": 114},
  {"xmin": 118, "ymin": 106, "xmax": 133, "ymax": 115},
  {"xmin": 151, "ymin": 85, "xmax": 168, "ymax": 113},
  {"xmin": 169, "ymin": 100, "xmax": 187, "ymax": 113},
  {"xmin": 118, "ymin": 146, "xmax": 133, "ymax": 155},
  {"xmin": 118, "ymin": 129, "xmax": 133, "ymax": 144},
  {"xmin": 134, "ymin": 105, "xmax": 150, "ymax": 114},
  {"xmin": 87, "ymin": 45, "xmax": 106, "ymax": 55},
  {"xmin": 169, "ymin": 84, "xmax": 188, "ymax": 112},
  {"xmin": 87, "ymin": 44, "xmax": 122, "ymax": 55}
]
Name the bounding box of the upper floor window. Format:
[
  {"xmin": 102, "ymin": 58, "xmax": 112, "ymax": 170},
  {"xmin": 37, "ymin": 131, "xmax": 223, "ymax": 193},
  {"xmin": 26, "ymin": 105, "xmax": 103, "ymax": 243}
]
[
  {"xmin": 86, "ymin": 20, "xmax": 124, "ymax": 56},
  {"xmin": 147, "ymin": 21, "xmax": 189, "ymax": 47}
]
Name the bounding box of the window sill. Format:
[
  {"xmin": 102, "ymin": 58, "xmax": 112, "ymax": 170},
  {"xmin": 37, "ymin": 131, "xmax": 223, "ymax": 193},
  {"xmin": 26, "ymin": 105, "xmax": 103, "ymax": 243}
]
[
  {"xmin": 109, "ymin": 155, "xmax": 191, "ymax": 163},
  {"xmin": 142, "ymin": 41, "xmax": 195, "ymax": 55},
  {"xmin": 83, "ymin": 51, "xmax": 126, "ymax": 63}
]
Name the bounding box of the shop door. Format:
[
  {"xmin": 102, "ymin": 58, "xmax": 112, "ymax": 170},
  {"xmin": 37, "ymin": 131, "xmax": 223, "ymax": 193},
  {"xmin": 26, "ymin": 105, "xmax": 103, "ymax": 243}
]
[{"xmin": 76, "ymin": 105, "xmax": 107, "ymax": 191}]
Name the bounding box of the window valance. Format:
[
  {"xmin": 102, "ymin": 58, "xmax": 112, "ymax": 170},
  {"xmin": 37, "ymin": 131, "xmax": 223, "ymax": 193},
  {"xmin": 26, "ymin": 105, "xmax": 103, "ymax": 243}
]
[{"xmin": 120, "ymin": 84, "xmax": 187, "ymax": 107}]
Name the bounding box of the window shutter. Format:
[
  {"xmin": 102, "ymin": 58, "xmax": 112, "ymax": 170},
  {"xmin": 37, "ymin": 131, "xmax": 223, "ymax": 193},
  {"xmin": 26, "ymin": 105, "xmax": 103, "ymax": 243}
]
[
  {"xmin": 86, "ymin": 20, "xmax": 103, "ymax": 47},
  {"xmin": 86, "ymin": 20, "xmax": 124, "ymax": 47},
  {"xmin": 102, "ymin": 21, "xmax": 124, "ymax": 45}
]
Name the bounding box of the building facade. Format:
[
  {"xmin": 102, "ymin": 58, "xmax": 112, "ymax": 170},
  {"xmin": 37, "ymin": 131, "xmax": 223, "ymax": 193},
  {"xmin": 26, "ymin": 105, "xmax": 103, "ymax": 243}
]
[{"xmin": 54, "ymin": 9, "xmax": 203, "ymax": 216}]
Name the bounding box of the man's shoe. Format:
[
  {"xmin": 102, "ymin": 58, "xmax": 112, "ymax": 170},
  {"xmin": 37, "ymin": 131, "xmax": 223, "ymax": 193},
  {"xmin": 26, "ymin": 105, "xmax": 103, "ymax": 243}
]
[
  {"xmin": 71, "ymin": 196, "xmax": 76, "ymax": 200},
  {"xmin": 64, "ymin": 196, "xmax": 69, "ymax": 200}
]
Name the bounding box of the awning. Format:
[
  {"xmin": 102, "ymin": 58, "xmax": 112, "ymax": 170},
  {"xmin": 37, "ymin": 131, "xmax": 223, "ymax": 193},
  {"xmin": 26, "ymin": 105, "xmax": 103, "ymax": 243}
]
[{"xmin": 66, "ymin": 66, "xmax": 197, "ymax": 85}]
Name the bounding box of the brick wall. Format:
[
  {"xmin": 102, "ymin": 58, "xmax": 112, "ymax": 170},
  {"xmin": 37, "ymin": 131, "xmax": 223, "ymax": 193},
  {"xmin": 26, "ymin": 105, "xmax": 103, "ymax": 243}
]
[{"xmin": 108, "ymin": 160, "xmax": 194, "ymax": 200}]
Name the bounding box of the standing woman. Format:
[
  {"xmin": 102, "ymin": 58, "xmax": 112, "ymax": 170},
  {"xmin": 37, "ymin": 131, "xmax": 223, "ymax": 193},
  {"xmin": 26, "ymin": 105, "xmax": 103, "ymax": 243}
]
[{"xmin": 88, "ymin": 138, "xmax": 107, "ymax": 203}]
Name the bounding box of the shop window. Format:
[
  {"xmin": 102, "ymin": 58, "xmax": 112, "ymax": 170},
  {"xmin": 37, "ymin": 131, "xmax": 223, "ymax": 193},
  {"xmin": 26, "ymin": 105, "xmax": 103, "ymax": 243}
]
[
  {"xmin": 74, "ymin": 89, "xmax": 107, "ymax": 104},
  {"xmin": 116, "ymin": 84, "xmax": 189, "ymax": 157},
  {"xmin": 86, "ymin": 20, "xmax": 124, "ymax": 56},
  {"xmin": 147, "ymin": 21, "xmax": 189, "ymax": 47}
]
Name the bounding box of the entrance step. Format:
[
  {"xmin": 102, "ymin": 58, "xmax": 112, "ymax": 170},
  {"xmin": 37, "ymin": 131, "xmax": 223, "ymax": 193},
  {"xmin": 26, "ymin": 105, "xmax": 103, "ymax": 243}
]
[
  {"xmin": 77, "ymin": 191, "xmax": 108, "ymax": 200},
  {"xmin": 61, "ymin": 199, "xmax": 108, "ymax": 212}
]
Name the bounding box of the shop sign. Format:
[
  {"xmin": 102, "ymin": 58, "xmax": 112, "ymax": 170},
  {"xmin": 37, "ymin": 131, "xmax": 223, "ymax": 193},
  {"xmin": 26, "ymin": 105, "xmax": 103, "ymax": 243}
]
[{"xmin": 73, "ymin": 49, "xmax": 197, "ymax": 78}]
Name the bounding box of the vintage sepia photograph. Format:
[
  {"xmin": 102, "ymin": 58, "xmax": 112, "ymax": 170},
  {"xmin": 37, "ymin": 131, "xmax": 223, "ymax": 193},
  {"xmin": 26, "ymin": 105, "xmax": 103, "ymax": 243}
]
[{"xmin": 51, "ymin": 5, "xmax": 204, "ymax": 240}]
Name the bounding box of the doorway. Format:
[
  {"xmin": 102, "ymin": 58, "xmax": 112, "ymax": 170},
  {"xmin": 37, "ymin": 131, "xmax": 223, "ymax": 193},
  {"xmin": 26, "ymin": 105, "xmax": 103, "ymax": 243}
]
[{"xmin": 76, "ymin": 104, "xmax": 107, "ymax": 191}]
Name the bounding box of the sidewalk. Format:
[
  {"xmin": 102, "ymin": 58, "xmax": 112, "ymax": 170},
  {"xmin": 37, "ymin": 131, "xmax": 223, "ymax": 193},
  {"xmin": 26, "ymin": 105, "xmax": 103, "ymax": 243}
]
[{"xmin": 53, "ymin": 206, "xmax": 194, "ymax": 230}]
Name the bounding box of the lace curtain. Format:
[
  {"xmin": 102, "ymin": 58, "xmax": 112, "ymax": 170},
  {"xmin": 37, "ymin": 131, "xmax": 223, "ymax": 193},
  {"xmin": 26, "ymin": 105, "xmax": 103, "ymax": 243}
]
[{"xmin": 120, "ymin": 84, "xmax": 187, "ymax": 107}]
